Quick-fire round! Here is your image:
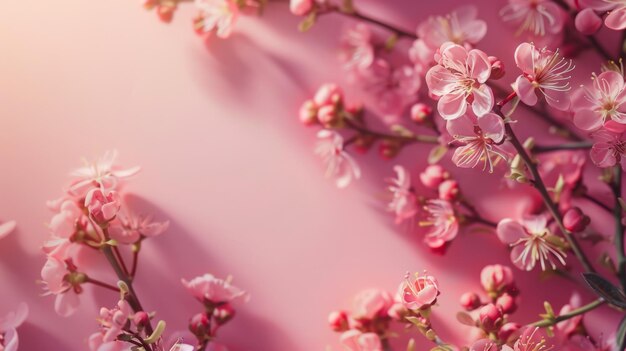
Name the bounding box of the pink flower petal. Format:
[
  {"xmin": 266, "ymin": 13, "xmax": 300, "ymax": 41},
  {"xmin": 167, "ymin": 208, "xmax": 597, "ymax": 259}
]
[
  {"xmin": 605, "ymin": 6, "xmax": 626, "ymax": 30},
  {"xmin": 514, "ymin": 43, "xmax": 535, "ymax": 75},
  {"xmin": 497, "ymin": 219, "xmax": 526, "ymax": 244},
  {"xmin": 55, "ymin": 292, "xmax": 79, "ymax": 317},
  {"xmin": 513, "ymin": 76, "xmax": 538, "ymax": 106},
  {"xmin": 573, "ymin": 109, "xmax": 603, "ymax": 131},
  {"xmin": 467, "ymin": 49, "xmax": 492, "ymax": 83},
  {"xmin": 471, "ymin": 84, "xmax": 494, "ymax": 117},
  {"xmin": 438, "ymin": 92, "xmax": 468, "ymax": 120},
  {"xmin": 477, "ymin": 113, "xmax": 505, "ymax": 143}
]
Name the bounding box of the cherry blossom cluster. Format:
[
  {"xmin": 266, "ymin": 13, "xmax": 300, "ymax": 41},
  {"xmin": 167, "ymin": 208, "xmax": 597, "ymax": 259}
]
[{"xmin": 37, "ymin": 151, "xmax": 247, "ymax": 351}]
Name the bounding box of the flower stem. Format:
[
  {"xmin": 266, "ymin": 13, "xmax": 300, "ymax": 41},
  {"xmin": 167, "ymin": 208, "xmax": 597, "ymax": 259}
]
[
  {"xmin": 531, "ymin": 298, "xmax": 605, "ymax": 327},
  {"xmin": 582, "ymin": 193, "xmax": 613, "ymax": 213},
  {"xmin": 85, "ymin": 277, "xmax": 120, "ymax": 292},
  {"xmin": 494, "ymin": 94, "xmax": 597, "ymax": 274},
  {"xmin": 332, "ymin": 6, "xmax": 416, "ymax": 39},
  {"xmin": 344, "ymin": 119, "xmax": 440, "ymax": 145},
  {"xmin": 611, "ymin": 166, "xmax": 626, "ymax": 289}
]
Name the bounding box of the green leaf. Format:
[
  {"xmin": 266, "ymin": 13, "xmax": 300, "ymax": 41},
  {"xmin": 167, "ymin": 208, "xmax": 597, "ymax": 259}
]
[
  {"xmin": 583, "ymin": 272, "xmax": 626, "ymax": 308},
  {"xmin": 298, "ymin": 12, "xmax": 317, "ymax": 32},
  {"xmin": 456, "ymin": 311, "xmax": 475, "ymax": 326},
  {"xmin": 385, "ymin": 34, "xmax": 398, "ymax": 51},
  {"xmin": 428, "ymin": 145, "xmax": 448, "ymax": 164},
  {"xmin": 390, "ymin": 124, "xmax": 415, "ymax": 138}
]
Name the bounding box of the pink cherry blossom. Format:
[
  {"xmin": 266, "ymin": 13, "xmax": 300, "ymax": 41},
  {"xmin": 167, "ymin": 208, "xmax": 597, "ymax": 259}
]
[
  {"xmin": 41, "ymin": 256, "xmax": 82, "ymax": 317},
  {"xmin": 573, "ymin": 70, "xmax": 626, "ymax": 131},
  {"xmin": 194, "ymin": 0, "xmax": 239, "ymax": 38},
  {"xmin": 386, "ymin": 166, "xmax": 418, "ymax": 225},
  {"xmin": 351, "ymin": 289, "xmax": 393, "ymax": 320},
  {"xmin": 513, "ymin": 42, "xmax": 573, "ymax": 111},
  {"xmin": 417, "ymin": 6, "xmax": 487, "ymax": 50},
  {"xmin": 589, "ymin": 130, "xmax": 626, "ymax": 169},
  {"xmin": 88, "ymin": 299, "xmax": 134, "ymax": 351},
  {"xmin": 426, "ymin": 43, "xmax": 493, "ymax": 120},
  {"xmin": 497, "ymin": 216, "xmax": 567, "ymax": 271},
  {"xmin": 340, "ymin": 24, "xmax": 375, "ymax": 74},
  {"xmin": 512, "ymin": 327, "xmax": 553, "ymax": 351},
  {"xmin": 315, "ymin": 130, "xmax": 361, "ymax": 189},
  {"xmin": 398, "ymin": 272, "xmax": 440, "ymax": 310},
  {"xmin": 446, "ymin": 112, "xmax": 509, "ymax": 172},
  {"xmin": 339, "ymin": 330, "xmax": 382, "ymax": 351},
  {"xmin": 48, "ymin": 200, "xmax": 82, "ymax": 239},
  {"xmin": 68, "ymin": 150, "xmax": 140, "ymax": 197},
  {"xmin": 0, "ymin": 220, "xmax": 16, "ymax": 240},
  {"xmin": 0, "ymin": 303, "xmax": 28, "ymax": 351},
  {"xmin": 583, "ymin": 0, "xmax": 626, "ymax": 30},
  {"xmin": 289, "ymin": 0, "xmax": 313, "ymax": 16},
  {"xmin": 420, "ymin": 199, "xmax": 459, "ymax": 249},
  {"xmin": 181, "ymin": 274, "xmax": 248, "ymax": 304},
  {"xmin": 361, "ymin": 59, "xmax": 420, "ymax": 117},
  {"xmin": 500, "ymin": 0, "xmax": 565, "ymax": 38},
  {"xmin": 85, "ymin": 188, "xmax": 121, "ymax": 225},
  {"xmin": 109, "ymin": 211, "xmax": 169, "ymax": 244}
]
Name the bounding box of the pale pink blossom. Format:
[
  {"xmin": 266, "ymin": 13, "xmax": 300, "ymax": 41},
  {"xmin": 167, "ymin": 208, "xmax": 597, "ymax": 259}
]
[
  {"xmin": 351, "ymin": 289, "xmax": 393, "ymax": 320},
  {"xmin": 0, "ymin": 303, "xmax": 28, "ymax": 351},
  {"xmin": 88, "ymin": 300, "xmax": 134, "ymax": 351},
  {"xmin": 417, "ymin": 6, "xmax": 487, "ymax": 49},
  {"xmin": 582, "ymin": 0, "xmax": 626, "ymax": 30},
  {"xmin": 513, "ymin": 43, "xmax": 573, "ymax": 111},
  {"xmin": 398, "ymin": 272, "xmax": 440, "ymax": 310},
  {"xmin": 500, "ymin": 0, "xmax": 565, "ymax": 37},
  {"xmin": 386, "ymin": 166, "xmax": 418, "ymax": 224},
  {"xmin": 340, "ymin": 24, "xmax": 375, "ymax": 74},
  {"xmin": 555, "ymin": 294, "xmax": 583, "ymax": 338},
  {"xmin": 447, "ymin": 113, "xmax": 509, "ymax": 172},
  {"xmin": 426, "ymin": 43, "xmax": 493, "ymax": 120},
  {"xmin": 512, "ymin": 327, "xmax": 553, "ymax": 351},
  {"xmin": 289, "ymin": 0, "xmax": 313, "ymax": 16},
  {"xmin": 590, "ymin": 130, "xmax": 626, "ymax": 169},
  {"xmin": 109, "ymin": 211, "xmax": 169, "ymax": 244},
  {"xmin": 85, "ymin": 188, "xmax": 121, "ymax": 225},
  {"xmin": 575, "ymin": 8, "xmax": 603, "ymax": 35},
  {"xmin": 0, "ymin": 220, "xmax": 16, "ymax": 240},
  {"xmin": 573, "ymin": 70, "xmax": 626, "ymax": 131},
  {"xmin": 497, "ymin": 216, "xmax": 567, "ymax": 271},
  {"xmin": 339, "ymin": 330, "xmax": 382, "ymax": 351},
  {"xmin": 194, "ymin": 0, "xmax": 239, "ymax": 38},
  {"xmin": 48, "ymin": 200, "xmax": 82, "ymax": 239},
  {"xmin": 409, "ymin": 39, "xmax": 436, "ymax": 76},
  {"xmin": 420, "ymin": 199, "xmax": 459, "ymax": 249},
  {"xmin": 68, "ymin": 150, "xmax": 140, "ymax": 197},
  {"xmin": 41, "ymin": 256, "xmax": 81, "ymax": 317},
  {"xmin": 362, "ymin": 59, "xmax": 420, "ymax": 117},
  {"xmin": 181, "ymin": 274, "xmax": 248, "ymax": 304},
  {"xmin": 315, "ymin": 130, "xmax": 361, "ymax": 188}
]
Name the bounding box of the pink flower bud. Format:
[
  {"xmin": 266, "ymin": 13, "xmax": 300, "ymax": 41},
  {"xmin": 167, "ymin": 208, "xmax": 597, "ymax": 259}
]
[
  {"xmin": 563, "ymin": 207, "xmax": 590, "ymax": 233},
  {"xmin": 575, "ymin": 8, "xmax": 602, "ymax": 35},
  {"xmin": 213, "ymin": 304, "xmax": 236, "ymax": 325},
  {"xmin": 496, "ymin": 293, "xmax": 517, "ymax": 314},
  {"xmin": 498, "ymin": 322, "xmax": 521, "ymax": 342},
  {"xmin": 328, "ymin": 310, "xmax": 349, "ymax": 332},
  {"xmin": 478, "ymin": 303, "xmax": 504, "ymax": 332},
  {"xmin": 189, "ymin": 312, "xmax": 210, "ymax": 337},
  {"xmin": 314, "ymin": 83, "xmax": 343, "ymax": 107},
  {"xmin": 143, "ymin": 0, "xmax": 158, "ymax": 9},
  {"xmin": 289, "ymin": 0, "xmax": 314, "ymax": 16},
  {"xmin": 420, "ymin": 165, "xmax": 448, "ymax": 189},
  {"xmin": 438, "ymin": 179, "xmax": 459, "ymax": 201},
  {"xmin": 460, "ymin": 292, "xmax": 481, "ymax": 311},
  {"xmin": 317, "ymin": 105, "xmax": 340, "ymax": 126},
  {"xmin": 480, "ymin": 264, "xmax": 514, "ymax": 294},
  {"xmin": 133, "ymin": 311, "xmax": 149, "ymax": 327},
  {"xmin": 157, "ymin": 3, "xmax": 176, "ymax": 23},
  {"xmin": 299, "ymin": 100, "xmax": 318, "ymax": 126},
  {"xmin": 379, "ymin": 140, "xmax": 402, "ymax": 160},
  {"xmin": 488, "ymin": 56, "xmax": 505, "ymax": 80},
  {"xmin": 399, "ymin": 273, "xmax": 440, "ymax": 311},
  {"xmin": 353, "ymin": 135, "xmax": 375, "ymax": 154},
  {"xmin": 410, "ymin": 103, "xmax": 433, "ymax": 123},
  {"xmin": 85, "ymin": 189, "xmax": 120, "ymax": 225}
]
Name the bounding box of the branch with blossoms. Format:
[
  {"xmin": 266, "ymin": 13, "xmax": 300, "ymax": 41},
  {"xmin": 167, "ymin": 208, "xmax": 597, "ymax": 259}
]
[
  {"xmin": 113, "ymin": 0, "xmax": 626, "ymax": 350},
  {"xmin": 39, "ymin": 151, "xmax": 249, "ymax": 351}
]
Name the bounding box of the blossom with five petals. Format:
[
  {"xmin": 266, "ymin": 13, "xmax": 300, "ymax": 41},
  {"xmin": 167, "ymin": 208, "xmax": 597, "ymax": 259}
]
[{"xmin": 315, "ymin": 130, "xmax": 361, "ymax": 188}]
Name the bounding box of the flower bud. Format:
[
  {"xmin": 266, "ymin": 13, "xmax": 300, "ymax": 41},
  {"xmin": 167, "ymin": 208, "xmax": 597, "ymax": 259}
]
[
  {"xmin": 328, "ymin": 310, "xmax": 349, "ymax": 332},
  {"xmin": 85, "ymin": 189, "xmax": 120, "ymax": 226},
  {"xmin": 438, "ymin": 179, "xmax": 459, "ymax": 201},
  {"xmin": 143, "ymin": 0, "xmax": 158, "ymax": 9},
  {"xmin": 478, "ymin": 304, "xmax": 504, "ymax": 332},
  {"xmin": 379, "ymin": 140, "xmax": 402, "ymax": 160},
  {"xmin": 299, "ymin": 100, "xmax": 318, "ymax": 126},
  {"xmin": 496, "ymin": 293, "xmax": 516, "ymax": 314},
  {"xmin": 317, "ymin": 105, "xmax": 340, "ymax": 127},
  {"xmin": 314, "ymin": 83, "xmax": 343, "ymax": 107},
  {"xmin": 353, "ymin": 135, "xmax": 376, "ymax": 154},
  {"xmin": 575, "ymin": 8, "xmax": 602, "ymax": 35},
  {"xmin": 213, "ymin": 304, "xmax": 236, "ymax": 325},
  {"xmin": 460, "ymin": 292, "xmax": 481, "ymax": 311},
  {"xmin": 480, "ymin": 264, "xmax": 514, "ymax": 295},
  {"xmin": 488, "ymin": 56, "xmax": 505, "ymax": 80},
  {"xmin": 289, "ymin": 0, "xmax": 314, "ymax": 16},
  {"xmin": 133, "ymin": 311, "xmax": 150, "ymax": 328},
  {"xmin": 563, "ymin": 207, "xmax": 590, "ymax": 233},
  {"xmin": 156, "ymin": 3, "xmax": 176, "ymax": 23},
  {"xmin": 410, "ymin": 103, "xmax": 433, "ymax": 123},
  {"xmin": 498, "ymin": 322, "xmax": 521, "ymax": 342},
  {"xmin": 189, "ymin": 312, "xmax": 211, "ymax": 338},
  {"xmin": 419, "ymin": 165, "xmax": 448, "ymax": 189}
]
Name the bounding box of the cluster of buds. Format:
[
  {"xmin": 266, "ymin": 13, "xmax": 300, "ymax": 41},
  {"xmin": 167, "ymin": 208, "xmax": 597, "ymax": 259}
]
[
  {"xmin": 142, "ymin": 0, "xmax": 178, "ymax": 23},
  {"xmin": 299, "ymin": 84, "xmax": 359, "ymax": 128},
  {"xmin": 458, "ymin": 265, "xmax": 521, "ymax": 343}
]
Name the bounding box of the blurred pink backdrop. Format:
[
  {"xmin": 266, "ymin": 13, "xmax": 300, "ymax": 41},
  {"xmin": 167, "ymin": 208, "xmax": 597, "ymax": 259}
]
[{"xmin": 0, "ymin": 0, "xmax": 620, "ymax": 349}]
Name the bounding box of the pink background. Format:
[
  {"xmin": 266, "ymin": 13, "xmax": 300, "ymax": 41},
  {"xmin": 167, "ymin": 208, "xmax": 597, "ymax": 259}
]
[{"xmin": 0, "ymin": 0, "xmax": 620, "ymax": 349}]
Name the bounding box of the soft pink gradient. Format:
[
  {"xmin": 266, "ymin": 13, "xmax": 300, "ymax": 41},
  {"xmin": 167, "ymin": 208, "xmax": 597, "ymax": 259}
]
[{"xmin": 0, "ymin": 0, "xmax": 620, "ymax": 350}]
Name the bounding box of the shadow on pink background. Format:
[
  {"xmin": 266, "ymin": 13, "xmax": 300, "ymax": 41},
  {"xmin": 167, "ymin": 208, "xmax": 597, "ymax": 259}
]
[{"xmin": 0, "ymin": 0, "xmax": 621, "ymax": 349}]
